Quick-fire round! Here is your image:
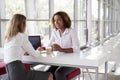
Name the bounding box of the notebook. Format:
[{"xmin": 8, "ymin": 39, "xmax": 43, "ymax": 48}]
[{"xmin": 28, "ymin": 36, "xmax": 41, "ymax": 50}]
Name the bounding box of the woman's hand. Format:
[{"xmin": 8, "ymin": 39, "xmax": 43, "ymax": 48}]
[
  {"xmin": 24, "ymin": 52, "xmax": 29, "ymax": 56},
  {"xmin": 52, "ymin": 44, "xmax": 62, "ymax": 52},
  {"xmin": 37, "ymin": 46, "xmax": 46, "ymax": 51},
  {"xmin": 52, "ymin": 44, "xmax": 73, "ymax": 53}
]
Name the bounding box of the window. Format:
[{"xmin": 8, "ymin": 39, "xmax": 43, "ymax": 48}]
[
  {"xmin": 78, "ymin": 0, "xmax": 87, "ymax": 46},
  {"xmin": 54, "ymin": 0, "xmax": 74, "ymax": 20},
  {"xmin": 91, "ymin": 0, "xmax": 99, "ymax": 46},
  {"xmin": 0, "ymin": 0, "xmax": 25, "ymax": 46},
  {"xmin": 5, "ymin": 0, "xmax": 25, "ymax": 18},
  {"xmin": 25, "ymin": 0, "xmax": 49, "ymax": 46},
  {"xmin": 1, "ymin": 0, "xmax": 120, "ymax": 48}
]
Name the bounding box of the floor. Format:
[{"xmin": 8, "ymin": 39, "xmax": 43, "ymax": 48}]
[
  {"xmin": 82, "ymin": 63, "xmax": 120, "ymax": 80},
  {"xmin": 1, "ymin": 64, "xmax": 120, "ymax": 80},
  {"xmin": 1, "ymin": 66, "xmax": 117, "ymax": 80}
]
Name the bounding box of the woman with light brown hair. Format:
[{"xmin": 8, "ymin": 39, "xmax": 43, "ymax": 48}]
[{"xmin": 4, "ymin": 14, "xmax": 53, "ymax": 80}]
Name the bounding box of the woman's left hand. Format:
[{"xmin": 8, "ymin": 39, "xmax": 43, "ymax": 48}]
[{"xmin": 52, "ymin": 44, "xmax": 62, "ymax": 52}]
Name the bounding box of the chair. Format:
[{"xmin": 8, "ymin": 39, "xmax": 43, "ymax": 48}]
[
  {"xmin": 24, "ymin": 63, "xmax": 31, "ymax": 70},
  {"xmin": 66, "ymin": 68, "xmax": 81, "ymax": 80},
  {"xmin": 0, "ymin": 62, "xmax": 6, "ymax": 75},
  {"xmin": 0, "ymin": 62, "xmax": 31, "ymax": 75}
]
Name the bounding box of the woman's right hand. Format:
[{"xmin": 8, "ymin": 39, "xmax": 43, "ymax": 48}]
[
  {"xmin": 48, "ymin": 73, "xmax": 53, "ymax": 80},
  {"xmin": 37, "ymin": 46, "xmax": 46, "ymax": 51}
]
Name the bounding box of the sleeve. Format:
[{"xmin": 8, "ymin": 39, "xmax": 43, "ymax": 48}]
[
  {"xmin": 47, "ymin": 31, "xmax": 55, "ymax": 47},
  {"xmin": 71, "ymin": 29, "xmax": 80, "ymax": 53},
  {"xmin": 22, "ymin": 34, "xmax": 40, "ymax": 57}
]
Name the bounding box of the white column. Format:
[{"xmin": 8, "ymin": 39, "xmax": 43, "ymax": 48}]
[
  {"xmin": 74, "ymin": 0, "xmax": 78, "ymax": 33},
  {"xmin": 99, "ymin": 0, "xmax": 104, "ymax": 45}
]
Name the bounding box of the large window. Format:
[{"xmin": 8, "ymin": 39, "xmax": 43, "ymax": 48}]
[
  {"xmin": 91, "ymin": 0, "xmax": 99, "ymax": 46},
  {"xmin": 102, "ymin": 0, "xmax": 118, "ymax": 41},
  {"xmin": 0, "ymin": 0, "xmax": 25, "ymax": 46},
  {"xmin": 0, "ymin": 0, "xmax": 120, "ymax": 49},
  {"xmin": 25, "ymin": 0, "xmax": 49, "ymax": 46},
  {"xmin": 78, "ymin": 0, "xmax": 87, "ymax": 46},
  {"xmin": 54, "ymin": 0, "xmax": 74, "ymax": 20},
  {"xmin": 5, "ymin": 0, "xmax": 25, "ymax": 18}
]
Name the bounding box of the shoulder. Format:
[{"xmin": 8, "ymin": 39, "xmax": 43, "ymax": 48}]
[
  {"xmin": 16, "ymin": 33, "xmax": 28, "ymax": 41},
  {"xmin": 4, "ymin": 33, "xmax": 28, "ymax": 47},
  {"xmin": 52, "ymin": 29, "xmax": 58, "ymax": 32},
  {"xmin": 51, "ymin": 29, "xmax": 58, "ymax": 34},
  {"xmin": 67, "ymin": 28, "xmax": 77, "ymax": 37},
  {"xmin": 67, "ymin": 28, "xmax": 75, "ymax": 33},
  {"xmin": 17, "ymin": 33, "xmax": 28, "ymax": 38}
]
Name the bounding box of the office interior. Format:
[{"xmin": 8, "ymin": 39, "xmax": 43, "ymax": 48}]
[{"xmin": 0, "ymin": 0, "xmax": 120, "ymax": 80}]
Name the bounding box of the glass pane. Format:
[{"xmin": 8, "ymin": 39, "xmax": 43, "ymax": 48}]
[
  {"xmin": 1, "ymin": 21, "xmax": 8, "ymax": 46},
  {"xmin": 35, "ymin": 0, "xmax": 49, "ymax": 19},
  {"xmin": 27, "ymin": 21, "xmax": 50, "ymax": 46},
  {"xmin": 78, "ymin": 0, "xmax": 86, "ymax": 20},
  {"xmin": 108, "ymin": 21, "xmax": 112, "ymax": 35},
  {"xmin": 91, "ymin": 21, "xmax": 99, "ymax": 45},
  {"xmin": 5, "ymin": 0, "xmax": 25, "ymax": 19},
  {"xmin": 92, "ymin": 0, "xmax": 98, "ymax": 20},
  {"xmin": 25, "ymin": 0, "xmax": 49, "ymax": 19},
  {"xmin": 104, "ymin": 22, "xmax": 109, "ymax": 38},
  {"xmin": 54, "ymin": 0, "xmax": 74, "ymax": 20},
  {"xmin": 100, "ymin": 1, "xmax": 104, "ymax": 20},
  {"xmin": 71, "ymin": 21, "xmax": 74, "ymax": 28},
  {"xmin": 91, "ymin": 0, "xmax": 99, "ymax": 46},
  {"xmin": 105, "ymin": 7, "xmax": 108, "ymax": 20},
  {"xmin": 78, "ymin": 21, "xmax": 87, "ymax": 46}
]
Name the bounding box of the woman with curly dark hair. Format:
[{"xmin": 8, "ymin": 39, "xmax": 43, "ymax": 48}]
[{"xmin": 46, "ymin": 11, "xmax": 80, "ymax": 80}]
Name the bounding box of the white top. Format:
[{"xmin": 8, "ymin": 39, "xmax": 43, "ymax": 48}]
[
  {"xmin": 4, "ymin": 33, "xmax": 40, "ymax": 64},
  {"xmin": 48, "ymin": 28, "xmax": 80, "ymax": 52}
]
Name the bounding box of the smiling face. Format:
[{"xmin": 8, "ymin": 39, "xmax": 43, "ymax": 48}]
[
  {"xmin": 51, "ymin": 11, "xmax": 71, "ymax": 30},
  {"xmin": 54, "ymin": 15, "xmax": 65, "ymax": 30}
]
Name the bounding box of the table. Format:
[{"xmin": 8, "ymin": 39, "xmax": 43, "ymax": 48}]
[{"xmin": 0, "ymin": 47, "xmax": 110, "ymax": 80}]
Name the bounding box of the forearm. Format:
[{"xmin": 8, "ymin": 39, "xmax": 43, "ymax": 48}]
[{"xmin": 60, "ymin": 48, "xmax": 73, "ymax": 53}]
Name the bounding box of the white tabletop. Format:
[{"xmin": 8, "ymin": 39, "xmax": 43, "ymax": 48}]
[
  {"xmin": 0, "ymin": 47, "xmax": 110, "ymax": 68},
  {"xmin": 0, "ymin": 46, "xmax": 111, "ymax": 80},
  {"xmin": 27, "ymin": 33, "xmax": 120, "ymax": 67},
  {"xmin": 23, "ymin": 51, "xmax": 109, "ymax": 67}
]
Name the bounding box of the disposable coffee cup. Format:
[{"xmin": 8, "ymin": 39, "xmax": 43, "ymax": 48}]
[{"xmin": 46, "ymin": 47, "xmax": 52, "ymax": 55}]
